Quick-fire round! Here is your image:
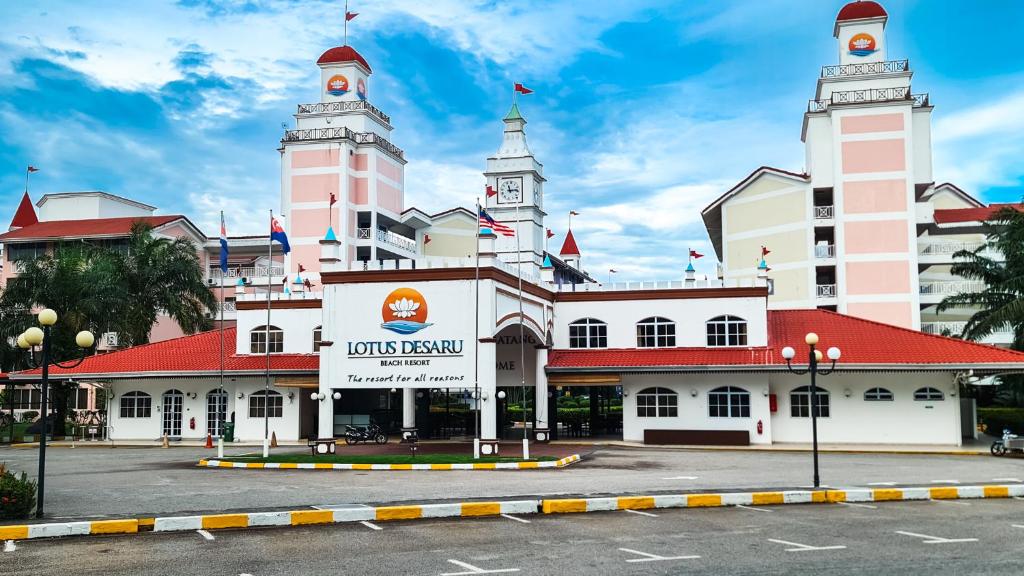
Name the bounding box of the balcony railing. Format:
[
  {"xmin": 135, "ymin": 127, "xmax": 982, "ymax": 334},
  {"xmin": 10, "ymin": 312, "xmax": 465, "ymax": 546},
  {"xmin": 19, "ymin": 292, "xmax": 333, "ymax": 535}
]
[
  {"xmin": 919, "ymin": 280, "xmax": 987, "ymax": 296},
  {"xmin": 816, "ymin": 284, "xmax": 837, "ymax": 298},
  {"xmin": 208, "ymin": 265, "xmax": 284, "ymax": 280},
  {"xmin": 808, "ymin": 88, "xmax": 929, "ymax": 113},
  {"xmin": 814, "ymin": 244, "xmax": 835, "ymax": 259},
  {"xmin": 296, "ymin": 100, "xmax": 391, "ymax": 126},
  {"xmin": 919, "ymin": 241, "xmax": 990, "ymax": 256},
  {"xmin": 282, "ymin": 127, "xmax": 404, "ymax": 161},
  {"xmin": 820, "ymin": 59, "xmax": 909, "ymax": 78},
  {"xmin": 814, "ymin": 205, "xmax": 834, "ymax": 220},
  {"xmin": 921, "ymin": 321, "xmax": 1012, "ymax": 337},
  {"xmin": 356, "ymin": 227, "xmax": 416, "ymax": 253}
]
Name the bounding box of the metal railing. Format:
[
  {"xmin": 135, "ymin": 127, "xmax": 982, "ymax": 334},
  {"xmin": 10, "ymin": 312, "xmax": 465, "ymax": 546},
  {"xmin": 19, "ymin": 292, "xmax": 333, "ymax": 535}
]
[
  {"xmin": 296, "ymin": 100, "xmax": 391, "ymax": 125},
  {"xmin": 808, "ymin": 88, "xmax": 929, "ymax": 113},
  {"xmin": 356, "ymin": 227, "xmax": 416, "ymax": 253},
  {"xmin": 919, "ymin": 280, "xmax": 987, "ymax": 296},
  {"xmin": 814, "ymin": 205, "xmax": 834, "ymax": 220},
  {"xmin": 208, "ymin": 265, "xmax": 284, "ymax": 279},
  {"xmin": 921, "ymin": 321, "xmax": 1013, "ymax": 337},
  {"xmin": 919, "ymin": 241, "xmax": 990, "ymax": 256},
  {"xmin": 282, "ymin": 127, "xmax": 404, "ymax": 161},
  {"xmin": 814, "ymin": 244, "xmax": 835, "ymax": 259},
  {"xmin": 820, "ymin": 59, "xmax": 909, "ymax": 78},
  {"xmin": 816, "ymin": 284, "xmax": 837, "ymax": 298}
]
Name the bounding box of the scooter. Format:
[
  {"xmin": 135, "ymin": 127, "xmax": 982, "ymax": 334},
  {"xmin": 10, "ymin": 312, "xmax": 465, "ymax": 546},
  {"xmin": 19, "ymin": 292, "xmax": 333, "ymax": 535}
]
[
  {"xmin": 344, "ymin": 422, "xmax": 388, "ymax": 445},
  {"xmin": 991, "ymin": 429, "xmax": 1023, "ymax": 456}
]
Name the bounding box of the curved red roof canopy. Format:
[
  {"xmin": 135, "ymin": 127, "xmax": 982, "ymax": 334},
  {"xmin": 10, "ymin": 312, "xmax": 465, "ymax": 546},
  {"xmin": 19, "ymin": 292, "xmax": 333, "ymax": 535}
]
[
  {"xmin": 316, "ymin": 45, "xmax": 372, "ymax": 72},
  {"xmin": 836, "ymin": 1, "xmax": 888, "ymax": 22}
]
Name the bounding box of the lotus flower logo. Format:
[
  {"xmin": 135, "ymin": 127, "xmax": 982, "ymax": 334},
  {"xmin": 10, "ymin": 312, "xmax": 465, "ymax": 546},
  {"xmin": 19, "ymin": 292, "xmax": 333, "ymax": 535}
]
[
  {"xmin": 327, "ymin": 74, "xmax": 350, "ymax": 96},
  {"xmin": 848, "ymin": 33, "xmax": 877, "ymax": 57},
  {"xmin": 381, "ymin": 288, "xmax": 432, "ymax": 334}
]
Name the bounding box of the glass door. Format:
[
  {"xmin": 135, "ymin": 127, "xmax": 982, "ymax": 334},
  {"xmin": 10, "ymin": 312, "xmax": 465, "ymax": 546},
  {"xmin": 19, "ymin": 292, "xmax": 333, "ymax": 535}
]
[{"xmin": 162, "ymin": 390, "xmax": 183, "ymax": 437}]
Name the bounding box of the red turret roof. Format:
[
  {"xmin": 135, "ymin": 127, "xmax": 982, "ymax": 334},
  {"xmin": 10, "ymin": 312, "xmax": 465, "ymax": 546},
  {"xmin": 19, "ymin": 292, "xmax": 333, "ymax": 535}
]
[
  {"xmin": 316, "ymin": 45, "xmax": 372, "ymax": 72},
  {"xmin": 836, "ymin": 1, "xmax": 887, "ymax": 22},
  {"xmin": 559, "ymin": 229, "xmax": 580, "ymax": 256},
  {"xmin": 10, "ymin": 191, "xmax": 38, "ymax": 229}
]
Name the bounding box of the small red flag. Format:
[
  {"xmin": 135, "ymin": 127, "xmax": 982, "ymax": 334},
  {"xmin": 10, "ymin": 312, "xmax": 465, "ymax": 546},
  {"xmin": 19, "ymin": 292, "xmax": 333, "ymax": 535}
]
[
  {"xmin": 609, "ymin": 269, "xmax": 617, "ymax": 274},
  {"xmin": 514, "ymin": 83, "xmax": 533, "ymax": 95},
  {"xmin": 424, "ymin": 234, "xmax": 432, "ymax": 245},
  {"xmin": 689, "ymin": 249, "xmax": 704, "ymax": 259},
  {"xmin": 346, "ymin": 11, "xmax": 358, "ymax": 21},
  {"xmin": 546, "ymin": 228, "xmax": 554, "ymax": 239},
  {"xmin": 569, "ymin": 210, "xmax": 580, "ymax": 216},
  {"xmin": 761, "ymin": 246, "xmax": 771, "ymax": 257},
  {"xmin": 329, "ymin": 193, "xmax": 337, "ymax": 207},
  {"xmin": 298, "ymin": 263, "xmax": 306, "ymax": 273},
  {"xmin": 303, "ymin": 278, "xmax": 313, "ymax": 289},
  {"xmin": 27, "ymin": 166, "xmax": 39, "ymax": 173},
  {"xmin": 485, "ymin": 185, "xmax": 496, "ymax": 198}
]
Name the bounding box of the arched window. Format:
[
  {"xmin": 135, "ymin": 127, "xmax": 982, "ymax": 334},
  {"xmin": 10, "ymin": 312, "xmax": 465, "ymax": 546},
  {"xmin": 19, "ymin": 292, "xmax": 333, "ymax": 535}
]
[
  {"xmin": 569, "ymin": 318, "xmax": 607, "ymax": 349},
  {"xmin": 250, "ymin": 325, "xmax": 283, "ymax": 354},
  {"xmin": 207, "ymin": 390, "xmax": 228, "ymax": 436},
  {"xmin": 790, "ymin": 385, "xmax": 829, "ymax": 418},
  {"xmin": 636, "ymin": 387, "xmax": 678, "ymax": 418},
  {"xmin": 864, "ymin": 387, "xmax": 894, "ymax": 401},
  {"xmin": 313, "ymin": 325, "xmax": 323, "ymax": 353},
  {"xmin": 708, "ymin": 386, "xmax": 750, "ymax": 418},
  {"xmin": 249, "ymin": 390, "xmax": 283, "ymax": 418},
  {"xmin": 706, "ymin": 315, "xmax": 748, "ymax": 347},
  {"xmin": 913, "ymin": 387, "xmax": 944, "ymax": 401},
  {"xmin": 119, "ymin": 391, "xmax": 152, "ymax": 418},
  {"xmin": 637, "ymin": 317, "xmax": 676, "ymax": 348}
]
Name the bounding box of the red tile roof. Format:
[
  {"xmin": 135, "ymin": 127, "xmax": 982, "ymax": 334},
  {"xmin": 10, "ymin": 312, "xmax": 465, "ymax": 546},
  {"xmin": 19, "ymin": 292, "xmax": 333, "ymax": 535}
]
[
  {"xmin": 933, "ymin": 204, "xmax": 1024, "ymax": 225},
  {"xmin": 316, "ymin": 45, "xmax": 372, "ymax": 72},
  {"xmin": 0, "ymin": 215, "xmax": 185, "ymax": 241},
  {"xmin": 836, "ymin": 1, "xmax": 887, "ymax": 22},
  {"xmin": 548, "ymin": 309, "xmax": 1024, "ymax": 371},
  {"xmin": 12, "ymin": 327, "xmax": 318, "ymax": 379},
  {"xmin": 10, "ymin": 192, "xmax": 38, "ymax": 229},
  {"xmin": 559, "ymin": 229, "xmax": 580, "ymax": 256}
]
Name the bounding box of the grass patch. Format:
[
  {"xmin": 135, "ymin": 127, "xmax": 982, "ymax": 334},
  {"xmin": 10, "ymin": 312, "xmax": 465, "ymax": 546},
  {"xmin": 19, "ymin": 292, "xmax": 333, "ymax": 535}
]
[{"xmin": 220, "ymin": 453, "xmax": 559, "ymax": 465}]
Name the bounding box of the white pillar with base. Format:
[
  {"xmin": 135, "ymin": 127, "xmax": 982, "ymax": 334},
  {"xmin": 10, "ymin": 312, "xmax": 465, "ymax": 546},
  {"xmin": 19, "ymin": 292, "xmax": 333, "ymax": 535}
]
[
  {"xmin": 401, "ymin": 387, "xmax": 417, "ymax": 441},
  {"xmin": 478, "ymin": 339, "xmax": 499, "ymax": 455},
  {"xmin": 534, "ymin": 345, "xmax": 550, "ymax": 443}
]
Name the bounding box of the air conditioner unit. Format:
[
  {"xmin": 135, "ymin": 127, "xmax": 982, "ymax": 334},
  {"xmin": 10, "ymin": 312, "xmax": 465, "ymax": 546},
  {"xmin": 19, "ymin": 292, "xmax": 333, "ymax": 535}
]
[
  {"xmin": 207, "ymin": 278, "xmax": 216, "ymax": 286},
  {"xmin": 98, "ymin": 332, "xmax": 119, "ymax": 350}
]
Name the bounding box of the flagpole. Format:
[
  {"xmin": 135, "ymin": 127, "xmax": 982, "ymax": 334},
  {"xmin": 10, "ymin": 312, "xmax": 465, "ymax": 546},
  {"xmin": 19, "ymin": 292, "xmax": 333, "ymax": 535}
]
[
  {"xmin": 264, "ymin": 209, "xmax": 272, "ymax": 456},
  {"xmin": 515, "ymin": 199, "xmax": 528, "ymax": 459},
  {"xmin": 25, "ymin": 167, "xmax": 31, "ymax": 194},
  {"xmin": 344, "ymin": 0, "xmax": 349, "ymax": 45},
  {"xmin": 473, "ymin": 198, "xmax": 481, "ymax": 459},
  {"xmin": 219, "ymin": 211, "xmax": 226, "ymax": 442}
]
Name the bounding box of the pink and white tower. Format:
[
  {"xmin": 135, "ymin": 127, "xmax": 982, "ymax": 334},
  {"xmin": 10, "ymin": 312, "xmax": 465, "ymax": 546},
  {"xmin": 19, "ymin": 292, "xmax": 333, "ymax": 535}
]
[
  {"xmin": 279, "ymin": 45, "xmax": 410, "ymax": 279},
  {"xmin": 802, "ymin": 0, "xmax": 932, "ymax": 329}
]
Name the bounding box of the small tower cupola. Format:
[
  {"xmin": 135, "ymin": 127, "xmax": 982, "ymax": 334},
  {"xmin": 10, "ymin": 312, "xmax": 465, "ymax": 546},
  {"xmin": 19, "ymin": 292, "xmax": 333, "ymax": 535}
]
[
  {"xmin": 316, "ymin": 45, "xmax": 372, "ymax": 104},
  {"xmin": 10, "ymin": 191, "xmax": 38, "ymax": 230},
  {"xmin": 559, "ymin": 229, "xmax": 581, "ymax": 269},
  {"xmin": 834, "ymin": 1, "xmax": 888, "ymax": 65},
  {"xmin": 497, "ymin": 102, "xmax": 532, "ymax": 157}
]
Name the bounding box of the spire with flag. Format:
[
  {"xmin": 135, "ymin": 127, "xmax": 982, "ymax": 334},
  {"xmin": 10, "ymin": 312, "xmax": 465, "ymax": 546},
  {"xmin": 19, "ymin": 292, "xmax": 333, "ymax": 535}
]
[{"xmin": 344, "ymin": 0, "xmax": 358, "ymax": 45}]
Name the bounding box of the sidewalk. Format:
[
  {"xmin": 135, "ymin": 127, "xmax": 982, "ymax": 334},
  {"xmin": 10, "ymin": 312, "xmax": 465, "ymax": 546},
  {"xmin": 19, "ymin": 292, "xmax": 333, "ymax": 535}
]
[{"xmin": 549, "ymin": 437, "xmax": 995, "ymax": 456}]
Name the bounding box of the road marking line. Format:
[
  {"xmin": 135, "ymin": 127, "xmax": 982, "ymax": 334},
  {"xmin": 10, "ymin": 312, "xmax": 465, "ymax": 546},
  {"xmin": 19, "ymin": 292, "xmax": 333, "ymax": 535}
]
[
  {"xmin": 3, "ymin": 540, "xmax": 15, "ymax": 553},
  {"xmin": 196, "ymin": 530, "xmax": 215, "ymax": 541},
  {"xmin": 895, "ymin": 531, "xmax": 978, "ymax": 544},
  {"xmin": 930, "ymin": 480, "xmax": 960, "ymax": 484},
  {"xmin": 661, "ymin": 476, "xmax": 698, "ymax": 480},
  {"xmin": 867, "ymin": 482, "xmax": 897, "ymax": 486},
  {"xmin": 500, "ymin": 514, "xmax": 530, "ymax": 524},
  {"xmin": 624, "ymin": 509, "xmax": 659, "ymax": 518},
  {"xmin": 837, "ymin": 501, "xmax": 877, "ymax": 509},
  {"xmin": 735, "ymin": 504, "xmax": 773, "ymax": 513},
  {"xmin": 1012, "ymin": 525, "xmax": 1024, "ymax": 529},
  {"xmin": 618, "ymin": 548, "xmax": 700, "ymax": 563},
  {"xmin": 360, "ymin": 521, "xmax": 383, "ymax": 531},
  {"xmin": 767, "ymin": 539, "xmax": 846, "ymax": 552},
  {"xmin": 1015, "ymin": 497, "xmax": 1024, "ymax": 501},
  {"xmin": 441, "ymin": 559, "xmax": 520, "ymax": 575},
  {"xmin": 993, "ymin": 478, "xmax": 1022, "ymax": 482},
  {"xmin": 930, "ymin": 499, "xmax": 970, "ymax": 506}
]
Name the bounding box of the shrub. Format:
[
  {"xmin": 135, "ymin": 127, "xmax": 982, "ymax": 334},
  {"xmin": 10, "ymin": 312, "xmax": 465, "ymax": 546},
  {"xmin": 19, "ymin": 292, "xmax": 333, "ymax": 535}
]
[
  {"xmin": 978, "ymin": 408, "xmax": 1024, "ymax": 436},
  {"xmin": 0, "ymin": 464, "xmax": 37, "ymax": 520},
  {"xmin": 20, "ymin": 411, "xmax": 38, "ymax": 423}
]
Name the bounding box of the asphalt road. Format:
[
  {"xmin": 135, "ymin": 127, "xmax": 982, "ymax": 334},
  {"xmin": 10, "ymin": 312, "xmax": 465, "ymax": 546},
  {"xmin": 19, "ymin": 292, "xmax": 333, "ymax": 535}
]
[
  {"xmin": 4, "ymin": 496, "xmax": 1023, "ymax": 575},
  {"xmin": 1, "ymin": 445, "xmax": 1024, "ymax": 519}
]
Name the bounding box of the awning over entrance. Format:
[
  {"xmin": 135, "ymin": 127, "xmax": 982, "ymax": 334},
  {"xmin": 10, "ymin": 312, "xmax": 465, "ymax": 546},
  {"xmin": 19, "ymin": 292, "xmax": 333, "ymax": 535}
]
[
  {"xmin": 548, "ymin": 373, "xmax": 621, "ymax": 386},
  {"xmin": 273, "ymin": 377, "xmax": 318, "ymax": 389}
]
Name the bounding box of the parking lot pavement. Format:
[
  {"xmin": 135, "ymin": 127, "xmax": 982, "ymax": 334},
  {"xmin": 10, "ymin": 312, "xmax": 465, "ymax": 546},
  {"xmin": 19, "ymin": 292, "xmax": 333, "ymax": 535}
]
[
  {"xmin": 4, "ymin": 497, "xmax": 1024, "ymax": 575},
  {"xmin": 1, "ymin": 445, "xmax": 1024, "ymax": 519}
]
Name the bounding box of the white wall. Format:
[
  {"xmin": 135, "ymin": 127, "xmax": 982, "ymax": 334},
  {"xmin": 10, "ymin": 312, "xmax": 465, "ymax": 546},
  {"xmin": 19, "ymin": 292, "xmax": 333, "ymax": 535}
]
[
  {"xmin": 38, "ymin": 194, "xmax": 153, "ymax": 221},
  {"xmin": 768, "ymin": 372, "xmax": 961, "ymax": 445},
  {"xmin": 235, "ymin": 304, "xmax": 324, "ymax": 355}
]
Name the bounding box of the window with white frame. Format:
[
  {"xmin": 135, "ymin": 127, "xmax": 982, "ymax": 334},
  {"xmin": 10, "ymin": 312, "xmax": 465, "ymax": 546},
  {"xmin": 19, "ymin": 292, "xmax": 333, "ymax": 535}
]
[
  {"xmin": 790, "ymin": 386, "xmax": 830, "ymax": 418},
  {"xmin": 913, "ymin": 387, "xmax": 944, "ymax": 401},
  {"xmin": 636, "ymin": 387, "xmax": 678, "ymax": 418},
  {"xmin": 569, "ymin": 318, "xmax": 607, "ymax": 349},
  {"xmin": 11, "ymin": 388, "xmax": 40, "ymax": 410},
  {"xmin": 313, "ymin": 326, "xmax": 323, "ymax": 353},
  {"xmin": 864, "ymin": 387, "xmax": 894, "ymax": 401},
  {"xmin": 708, "ymin": 386, "xmax": 751, "ymax": 417},
  {"xmin": 250, "ymin": 325, "xmax": 283, "ymax": 354},
  {"xmin": 706, "ymin": 315, "xmax": 748, "ymax": 347},
  {"xmin": 249, "ymin": 390, "xmax": 283, "ymax": 418},
  {"xmin": 636, "ymin": 317, "xmax": 676, "ymax": 348},
  {"xmin": 119, "ymin": 391, "xmax": 152, "ymax": 418}
]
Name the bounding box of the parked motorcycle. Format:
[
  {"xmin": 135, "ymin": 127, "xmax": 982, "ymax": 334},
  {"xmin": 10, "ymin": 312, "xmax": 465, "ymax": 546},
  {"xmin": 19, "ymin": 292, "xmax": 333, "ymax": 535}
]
[
  {"xmin": 991, "ymin": 429, "xmax": 1023, "ymax": 456},
  {"xmin": 344, "ymin": 423, "xmax": 388, "ymax": 445}
]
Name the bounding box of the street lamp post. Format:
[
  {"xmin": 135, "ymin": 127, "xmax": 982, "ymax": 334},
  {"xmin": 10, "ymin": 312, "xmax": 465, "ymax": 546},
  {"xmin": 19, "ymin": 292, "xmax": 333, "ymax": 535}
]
[
  {"xmin": 781, "ymin": 332, "xmax": 840, "ymax": 489},
  {"xmin": 17, "ymin": 308, "xmax": 95, "ymax": 518}
]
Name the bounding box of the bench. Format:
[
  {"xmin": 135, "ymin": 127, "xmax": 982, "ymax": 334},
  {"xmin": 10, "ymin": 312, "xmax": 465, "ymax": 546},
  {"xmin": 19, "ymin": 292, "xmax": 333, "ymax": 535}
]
[{"xmin": 308, "ymin": 438, "xmax": 337, "ymax": 455}]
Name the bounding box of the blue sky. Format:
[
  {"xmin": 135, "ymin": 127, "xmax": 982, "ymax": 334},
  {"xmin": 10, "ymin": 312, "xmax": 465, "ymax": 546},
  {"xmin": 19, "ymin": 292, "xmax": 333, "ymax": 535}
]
[{"xmin": 1, "ymin": 0, "xmax": 1022, "ymax": 280}]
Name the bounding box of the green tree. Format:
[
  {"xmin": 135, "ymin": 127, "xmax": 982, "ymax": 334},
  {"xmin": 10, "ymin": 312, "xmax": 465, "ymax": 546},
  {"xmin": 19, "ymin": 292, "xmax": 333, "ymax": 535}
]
[{"xmin": 937, "ymin": 206, "xmax": 1024, "ymax": 406}]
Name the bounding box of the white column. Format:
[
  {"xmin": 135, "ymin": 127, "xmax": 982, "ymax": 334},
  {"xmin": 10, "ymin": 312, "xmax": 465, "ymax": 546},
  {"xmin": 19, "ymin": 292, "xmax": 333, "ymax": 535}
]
[
  {"xmin": 479, "ymin": 341, "xmax": 498, "ymax": 440},
  {"xmin": 534, "ymin": 346, "xmax": 549, "ymax": 433},
  {"xmin": 402, "ymin": 388, "xmax": 416, "ymax": 429}
]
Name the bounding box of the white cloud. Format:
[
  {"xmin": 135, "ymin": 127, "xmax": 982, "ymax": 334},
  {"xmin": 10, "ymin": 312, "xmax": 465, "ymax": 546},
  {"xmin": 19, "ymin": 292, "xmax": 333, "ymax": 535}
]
[
  {"xmin": 403, "ymin": 157, "xmax": 483, "ymax": 215},
  {"xmin": 933, "ymin": 88, "xmax": 1024, "ymax": 194}
]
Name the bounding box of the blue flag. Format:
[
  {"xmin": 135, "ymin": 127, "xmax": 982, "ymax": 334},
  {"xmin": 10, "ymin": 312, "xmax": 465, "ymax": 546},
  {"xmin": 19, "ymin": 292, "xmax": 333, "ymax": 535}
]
[
  {"xmin": 219, "ymin": 212, "xmax": 229, "ymax": 273},
  {"xmin": 270, "ymin": 214, "xmax": 291, "ymax": 254}
]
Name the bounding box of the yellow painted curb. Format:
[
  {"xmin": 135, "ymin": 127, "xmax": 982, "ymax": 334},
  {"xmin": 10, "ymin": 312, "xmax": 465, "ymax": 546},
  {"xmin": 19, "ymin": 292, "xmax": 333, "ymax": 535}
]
[
  {"xmin": 89, "ymin": 519, "xmax": 138, "ymax": 535},
  {"xmin": 460, "ymin": 502, "xmax": 501, "ymax": 517},
  {"xmin": 929, "ymin": 487, "xmax": 959, "ymax": 500},
  {"xmin": 375, "ymin": 505, "xmax": 423, "ymax": 521},
  {"xmin": 202, "ymin": 514, "xmax": 249, "ymax": 530},
  {"xmin": 542, "ymin": 499, "xmax": 588, "ymax": 514},
  {"xmin": 290, "ymin": 510, "xmax": 334, "ymax": 526},
  {"xmin": 984, "ymin": 486, "xmax": 1009, "ymax": 498},
  {"xmin": 617, "ymin": 496, "xmax": 656, "ymax": 510},
  {"xmin": 0, "ymin": 525, "xmax": 29, "ymax": 540},
  {"xmin": 687, "ymin": 494, "xmax": 723, "ymax": 508},
  {"xmin": 752, "ymin": 492, "xmax": 786, "ymax": 505}
]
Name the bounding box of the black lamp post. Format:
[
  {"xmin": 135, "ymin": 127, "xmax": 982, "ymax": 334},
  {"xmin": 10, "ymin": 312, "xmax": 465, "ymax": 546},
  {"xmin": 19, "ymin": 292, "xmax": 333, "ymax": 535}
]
[
  {"xmin": 17, "ymin": 308, "xmax": 95, "ymax": 519},
  {"xmin": 781, "ymin": 332, "xmax": 840, "ymax": 489}
]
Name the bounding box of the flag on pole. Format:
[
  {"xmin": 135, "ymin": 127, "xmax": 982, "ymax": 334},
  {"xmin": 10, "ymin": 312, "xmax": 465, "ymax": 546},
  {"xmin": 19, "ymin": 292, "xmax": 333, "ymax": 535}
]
[
  {"xmin": 609, "ymin": 269, "xmax": 617, "ymax": 274},
  {"xmin": 761, "ymin": 245, "xmax": 771, "ymax": 257},
  {"xmin": 297, "ymin": 263, "xmax": 306, "ymax": 273},
  {"xmin": 346, "ymin": 10, "xmax": 358, "ymax": 20},
  {"xmin": 478, "ymin": 208, "xmax": 515, "ymax": 237},
  {"xmin": 546, "ymin": 228, "xmax": 555, "ymax": 239},
  {"xmin": 27, "ymin": 166, "xmax": 39, "ymax": 173},
  {"xmin": 219, "ymin": 212, "xmax": 229, "ymax": 273},
  {"xmin": 569, "ymin": 210, "xmax": 580, "ymax": 216},
  {"xmin": 689, "ymin": 249, "xmax": 704, "ymax": 260},
  {"xmin": 329, "ymin": 193, "xmax": 337, "ymax": 207},
  {"xmin": 514, "ymin": 83, "xmax": 533, "ymax": 95},
  {"xmin": 271, "ymin": 214, "xmax": 291, "ymax": 254},
  {"xmin": 485, "ymin": 184, "xmax": 496, "ymax": 198},
  {"xmin": 424, "ymin": 234, "xmax": 432, "ymax": 245}
]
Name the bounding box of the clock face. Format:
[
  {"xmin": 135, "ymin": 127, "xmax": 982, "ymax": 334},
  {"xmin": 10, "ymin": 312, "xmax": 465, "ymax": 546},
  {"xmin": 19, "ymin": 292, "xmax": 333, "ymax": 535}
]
[{"xmin": 498, "ymin": 178, "xmax": 522, "ymax": 204}]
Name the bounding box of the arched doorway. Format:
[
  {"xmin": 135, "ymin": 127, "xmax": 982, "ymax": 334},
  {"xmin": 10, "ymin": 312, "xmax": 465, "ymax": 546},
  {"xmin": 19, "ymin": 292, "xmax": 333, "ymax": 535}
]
[
  {"xmin": 206, "ymin": 389, "xmax": 228, "ymax": 436},
  {"xmin": 493, "ymin": 322, "xmax": 545, "ymax": 441},
  {"xmin": 161, "ymin": 389, "xmax": 184, "ymax": 437}
]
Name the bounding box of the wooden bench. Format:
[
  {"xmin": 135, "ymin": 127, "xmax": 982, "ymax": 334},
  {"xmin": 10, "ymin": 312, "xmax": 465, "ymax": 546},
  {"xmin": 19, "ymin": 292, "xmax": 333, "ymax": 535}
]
[{"xmin": 308, "ymin": 438, "xmax": 337, "ymax": 455}]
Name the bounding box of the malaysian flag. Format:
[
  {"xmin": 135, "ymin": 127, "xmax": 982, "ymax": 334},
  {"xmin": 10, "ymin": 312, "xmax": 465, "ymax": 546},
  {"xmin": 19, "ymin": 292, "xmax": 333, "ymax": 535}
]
[{"xmin": 478, "ymin": 208, "xmax": 515, "ymax": 237}]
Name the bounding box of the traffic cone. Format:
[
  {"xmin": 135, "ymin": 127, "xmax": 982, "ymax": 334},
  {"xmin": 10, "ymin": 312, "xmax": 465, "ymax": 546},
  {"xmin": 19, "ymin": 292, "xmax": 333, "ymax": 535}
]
[
  {"xmin": 270, "ymin": 431, "xmax": 278, "ymax": 448},
  {"xmin": 205, "ymin": 433, "xmax": 213, "ymax": 449},
  {"xmin": 161, "ymin": 434, "xmax": 169, "ymax": 448}
]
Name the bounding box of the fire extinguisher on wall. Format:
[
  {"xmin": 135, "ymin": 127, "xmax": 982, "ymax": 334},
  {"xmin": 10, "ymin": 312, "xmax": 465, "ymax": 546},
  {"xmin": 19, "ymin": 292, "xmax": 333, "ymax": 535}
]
[
  {"xmin": 757, "ymin": 419, "xmax": 763, "ymax": 435},
  {"xmin": 189, "ymin": 417, "xmax": 196, "ymax": 430}
]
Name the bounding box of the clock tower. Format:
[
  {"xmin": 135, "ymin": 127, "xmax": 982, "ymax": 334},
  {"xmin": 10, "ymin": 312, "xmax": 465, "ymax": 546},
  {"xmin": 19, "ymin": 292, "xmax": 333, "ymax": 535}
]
[{"xmin": 483, "ymin": 101, "xmax": 547, "ymax": 275}]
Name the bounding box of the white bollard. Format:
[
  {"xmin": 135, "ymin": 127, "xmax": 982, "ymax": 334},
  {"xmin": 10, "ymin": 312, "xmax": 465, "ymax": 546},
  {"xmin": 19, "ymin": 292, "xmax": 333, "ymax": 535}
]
[
  {"xmin": 473, "ymin": 438, "xmax": 480, "ymax": 460},
  {"xmin": 217, "ymin": 436, "xmax": 224, "ymax": 459},
  {"xmin": 522, "ymin": 438, "xmax": 529, "ymax": 460},
  {"xmin": 262, "ymin": 438, "xmax": 270, "ymax": 458}
]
